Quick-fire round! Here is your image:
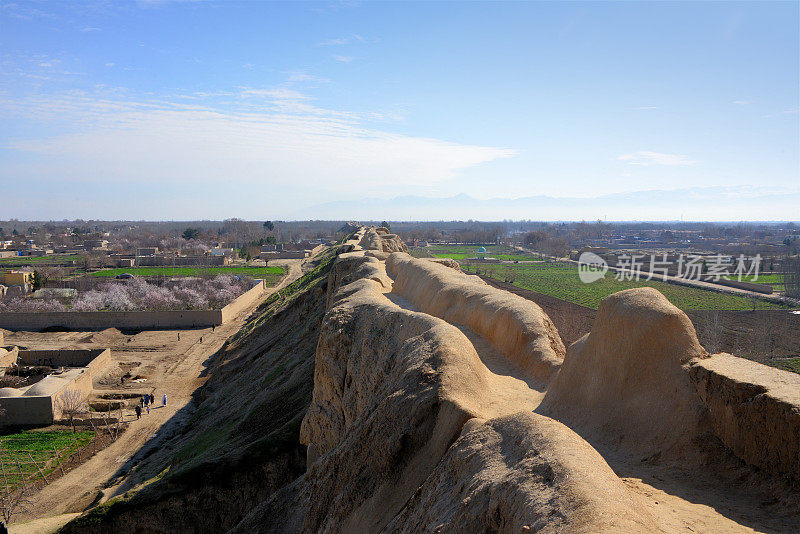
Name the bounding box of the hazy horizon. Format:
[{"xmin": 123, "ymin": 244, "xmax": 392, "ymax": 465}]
[{"xmin": 1, "ymin": 1, "xmax": 798, "ymax": 220}]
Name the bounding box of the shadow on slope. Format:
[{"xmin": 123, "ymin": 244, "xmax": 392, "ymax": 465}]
[{"xmin": 59, "ymin": 249, "xmax": 339, "ymax": 534}]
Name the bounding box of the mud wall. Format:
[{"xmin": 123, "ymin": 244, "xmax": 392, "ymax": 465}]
[
  {"xmin": 18, "ymin": 348, "xmax": 110, "ymax": 369},
  {"xmin": 690, "ymin": 354, "xmax": 800, "ymax": 480},
  {"xmin": 233, "ymin": 251, "xmax": 657, "ymax": 533},
  {"xmin": 387, "ymin": 253, "xmax": 565, "ymax": 384},
  {"xmin": 0, "ymin": 309, "xmax": 223, "ymax": 331},
  {"xmin": 0, "ymin": 395, "xmax": 54, "ymax": 425}
]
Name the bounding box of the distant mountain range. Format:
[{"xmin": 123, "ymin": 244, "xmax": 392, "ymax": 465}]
[{"xmin": 291, "ymin": 187, "xmax": 800, "ymax": 222}]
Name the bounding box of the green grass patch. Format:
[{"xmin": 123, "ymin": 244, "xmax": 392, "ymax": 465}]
[
  {"xmin": 0, "ymin": 254, "xmax": 85, "ymax": 266},
  {"xmin": 427, "ymin": 244, "xmax": 506, "ymax": 254},
  {"xmin": 90, "ymin": 266, "xmax": 286, "ymax": 284},
  {"xmin": 425, "ymin": 244, "xmax": 543, "ymax": 262},
  {"xmin": 0, "ymin": 429, "xmax": 94, "ymax": 490},
  {"xmin": 722, "ymin": 273, "xmax": 786, "ymax": 291},
  {"xmin": 172, "ymin": 420, "xmax": 235, "ymax": 465},
  {"xmin": 463, "ymin": 263, "xmax": 795, "ymax": 311},
  {"xmin": 433, "ymin": 252, "xmax": 542, "ymax": 262},
  {"xmin": 230, "ymin": 245, "xmax": 337, "ymax": 345},
  {"xmin": 768, "ymin": 357, "xmax": 800, "ymax": 374}
]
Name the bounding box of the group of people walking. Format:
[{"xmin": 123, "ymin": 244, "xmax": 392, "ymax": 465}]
[{"xmin": 134, "ymin": 392, "xmax": 168, "ymax": 420}]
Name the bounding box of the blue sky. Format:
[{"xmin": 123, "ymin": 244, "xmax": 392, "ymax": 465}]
[{"xmin": 1, "ymin": 0, "xmax": 797, "ymax": 220}]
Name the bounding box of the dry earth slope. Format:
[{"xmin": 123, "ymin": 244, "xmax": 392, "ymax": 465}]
[{"xmin": 63, "ymin": 228, "xmax": 800, "ymax": 533}]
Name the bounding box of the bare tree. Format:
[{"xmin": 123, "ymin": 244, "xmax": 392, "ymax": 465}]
[
  {"xmin": 37, "ymin": 266, "xmax": 67, "ymax": 288},
  {"xmin": 55, "ymin": 388, "xmax": 87, "ymax": 433},
  {"xmin": 0, "ymin": 480, "xmax": 34, "ymax": 526},
  {"xmin": 0, "ymin": 445, "xmax": 34, "ymax": 525},
  {"xmin": 784, "ymin": 256, "xmax": 800, "ymax": 298},
  {"xmin": 698, "ymin": 311, "xmax": 724, "ymax": 354}
]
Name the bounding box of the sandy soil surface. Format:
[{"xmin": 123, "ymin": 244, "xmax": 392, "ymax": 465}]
[
  {"xmin": 9, "ymin": 512, "xmax": 80, "ymax": 534},
  {"xmin": 6, "ymin": 260, "xmax": 303, "ymax": 526},
  {"xmin": 386, "ymin": 266, "xmax": 799, "ymax": 533}
]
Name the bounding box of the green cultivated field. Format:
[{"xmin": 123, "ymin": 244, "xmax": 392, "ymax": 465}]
[
  {"xmin": 0, "ymin": 254, "xmax": 85, "ymax": 265},
  {"xmin": 0, "ymin": 430, "xmax": 94, "ymax": 490},
  {"xmin": 722, "ymin": 273, "xmax": 786, "ymax": 291},
  {"xmin": 427, "ymin": 245, "xmax": 507, "ymax": 254},
  {"xmin": 433, "ymin": 252, "xmax": 542, "ymax": 261},
  {"xmin": 462, "ymin": 262, "xmax": 793, "ymax": 311},
  {"xmin": 90, "ymin": 266, "xmax": 286, "ymax": 284},
  {"xmin": 427, "ymin": 245, "xmax": 543, "ymax": 262}
]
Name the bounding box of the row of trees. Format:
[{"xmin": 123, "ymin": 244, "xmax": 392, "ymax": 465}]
[
  {"xmin": 523, "ymin": 231, "xmax": 570, "ymax": 258},
  {"xmin": 0, "ymin": 274, "xmax": 252, "ymax": 312}
]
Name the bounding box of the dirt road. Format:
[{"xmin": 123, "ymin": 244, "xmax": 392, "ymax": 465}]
[{"xmin": 11, "ymin": 261, "xmax": 304, "ymax": 528}]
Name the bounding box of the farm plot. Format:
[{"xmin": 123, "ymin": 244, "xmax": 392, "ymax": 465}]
[
  {"xmin": 722, "ymin": 273, "xmax": 786, "ymax": 292},
  {"xmin": 463, "ymin": 263, "xmax": 794, "ymax": 311},
  {"xmin": 0, "ymin": 254, "xmax": 85, "ymax": 266},
  {"xmin": 427, "ymin": 244, "xmax": 542, "ymax": 262},
  {"xmin": 434, "ymin": 252, "xmax": 543, "ymax": 261},
  {"xmin": 0, "ymin": 430, "xmax": 94, "ymax": 492}
]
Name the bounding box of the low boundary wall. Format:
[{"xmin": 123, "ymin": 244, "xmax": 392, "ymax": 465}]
[
  {"xmin": 0, "ymin": 396, "xmax": 55, "ymax": 426},
  {"xmin": 0, "ymin": 309, "xmax": 223, "ymax": 331},
  {"xmin": 0, "ymin": 349, "xmax": 109, "ymax": 425},
  {"xmin": 0, "ymin": 280, "xmax": 269, "ymax": 331},
  {"xmin": 17, "ymin": 348, "xmax": 112, "ymax": 375}
]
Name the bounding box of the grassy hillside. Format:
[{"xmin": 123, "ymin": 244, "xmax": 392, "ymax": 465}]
[{"xmin": 62, "ymin": 247, "xmax": 340, "ymax": 533}]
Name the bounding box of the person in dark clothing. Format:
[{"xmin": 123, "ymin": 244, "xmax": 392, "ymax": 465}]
[{"xmin": 135, "ymin": 405, "xmax": 142, "ymax": 420}]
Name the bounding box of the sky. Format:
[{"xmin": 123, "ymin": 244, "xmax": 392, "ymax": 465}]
[{"xmin": 0, "ymin": 0, "xmax": 798, "ymax": 221}]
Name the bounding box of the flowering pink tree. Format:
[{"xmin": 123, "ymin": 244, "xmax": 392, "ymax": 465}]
[{"xmin": 1, "ymin": 274, "xmax": 252, "ymax": 312}]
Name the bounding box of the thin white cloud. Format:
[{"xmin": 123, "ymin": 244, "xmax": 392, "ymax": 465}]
[
  {"xmin": 762, "ymin": 108, "xmax": 799, "ymax": 118},
  {"xmin": 618, "ymin": 151, "xmax": 696, "ymax": 166},
  {"xmin": 313, "ymin": 1, "xmax": 360, "ymax": 14},
  {"xmin": 319, "ymin": 37, "xmax": 349, "ymax": 46},
  {"xmin": 318, "ymin": 34, "xmax": 365, "ymax": 46},
  {"xmin": 286, "ymin": 71, "xmax": 330, "ymax": 84},
  {"xmin": 104, "ymin": 62, "xmax": 115, "ymax": 68},
  {"xmin": 239, "ymin": 87, "xmax": 310, "ymax": 101},
  {"xmin": 637, "ymin": 106, "xmax": 658, "ymax": 110},
  {"xmin": 1, "ymin": 2, "xmax": 55, "ymax": 20},
  {"xmin": 333, "ymin": 55, "xmax": 354, "ymax": 63},
  {"xmin": 0, "ymin": 90, "xmax": 516, "ymax": 201},
  {"xmin": 733, "ymin": 100, "xmax": 750, "ymax": 105}
]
